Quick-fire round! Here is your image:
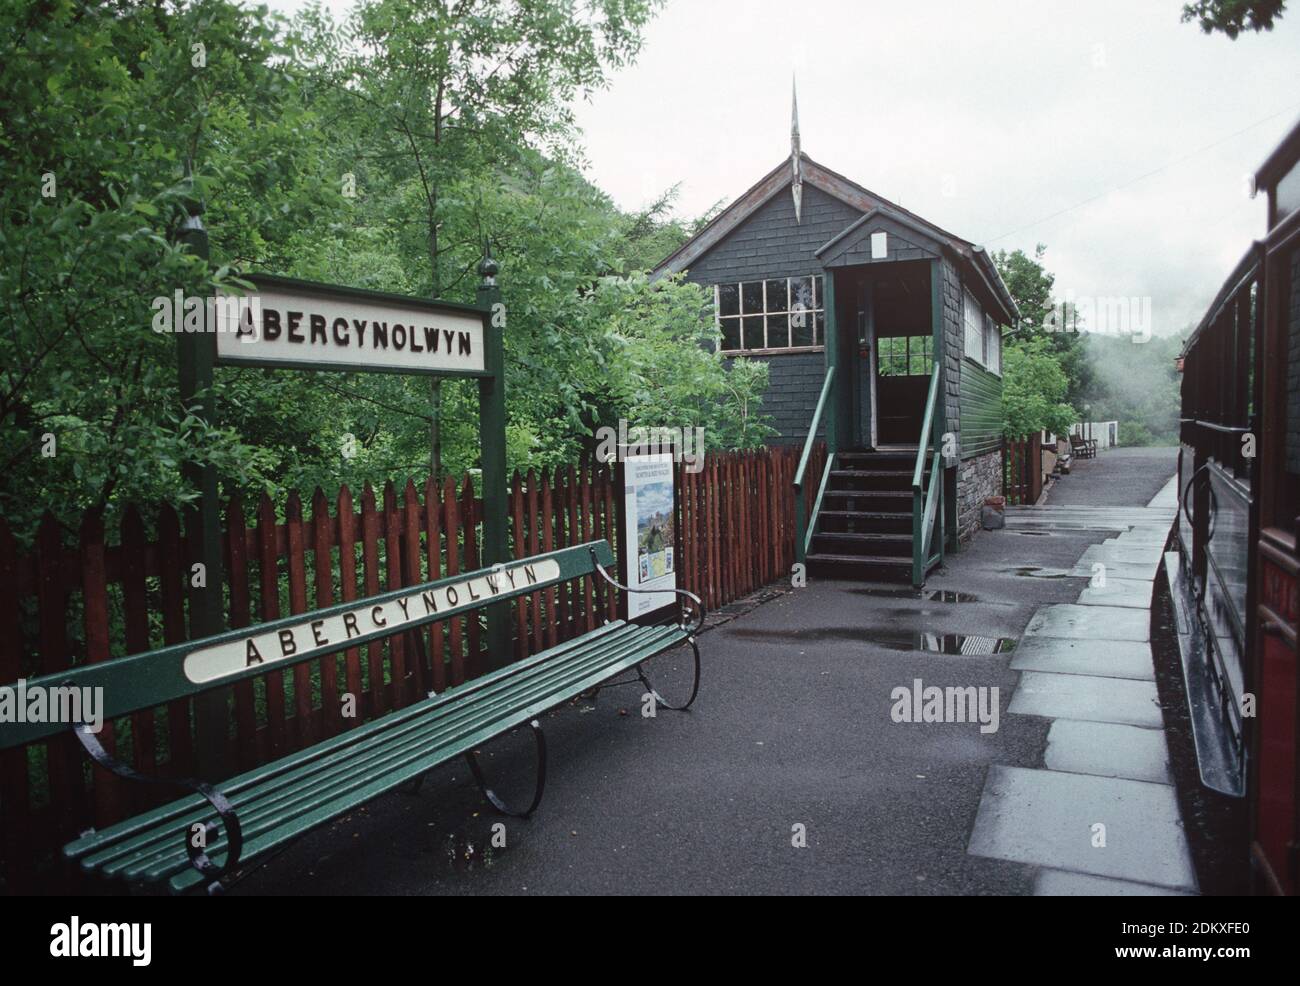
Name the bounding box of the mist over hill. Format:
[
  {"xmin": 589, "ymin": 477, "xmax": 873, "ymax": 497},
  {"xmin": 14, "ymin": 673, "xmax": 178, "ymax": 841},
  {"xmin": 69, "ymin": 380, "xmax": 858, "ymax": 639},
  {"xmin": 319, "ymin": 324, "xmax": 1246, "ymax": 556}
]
[{"xmin": 1078, "ymin": 332, "xmax": 1185, "ymax": 446}]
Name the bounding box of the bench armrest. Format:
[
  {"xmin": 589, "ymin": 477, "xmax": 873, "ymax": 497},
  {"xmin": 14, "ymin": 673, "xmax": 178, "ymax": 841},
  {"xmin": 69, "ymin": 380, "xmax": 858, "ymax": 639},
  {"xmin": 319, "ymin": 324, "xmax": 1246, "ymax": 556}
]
[
  {"xmin": 589, "ymin": 548, "xmax": 706, "ymax": 636},
  {"xmin": 71, "ymin": 720, "xmax": 243, "ymax": 888}
]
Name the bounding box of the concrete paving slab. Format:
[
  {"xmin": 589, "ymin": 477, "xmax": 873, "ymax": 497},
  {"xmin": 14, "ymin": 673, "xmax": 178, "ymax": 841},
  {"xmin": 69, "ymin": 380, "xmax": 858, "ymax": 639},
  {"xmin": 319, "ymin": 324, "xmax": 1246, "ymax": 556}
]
[
  {"xmin": 1010, "ymin": 636, "xmax": 1154, "ymax": 680},
  {"xmin": 1109, "ymin": 533, "xmax": 1172, "ymax": 546},
  {"xmin": 1076, "ymin": 577, "xmax": 1154, "ymax": 609},
  {"xmin": 1107, "ymin": 534, "xmax": 1171, "ymax": 549},
  {"xmin": 968, "ymin": 765, "xmax": 1196, "ymax": 889},
  {"xmin": 1148, "ymin": 477, "xmax": 1180, "ymax": 508},
  {"xmin": 1007, "ymin": 514, "xmax": 1171, "ymax": 530},
  {"xmin": 1069, "ymin": 560, "xmax": 1165, "ymax": 581},
  {"xmin": 1034, "ymin": 869, "xmax": 1195, "ymax": 896},
  {"xmin": 1045, "ymin": 719, "xmax": 1172, "ymax": 784},
  {"xmin": 1009, "ymin": 671, "xmax": 1162, "ymax": 727},
  {"xmin": 1023, "ymin": 604, "xmax": 1150, "ymax": 641},
  {"xmin": 1078, "ymin": 543, "xmax": 1166, "ymax": 569}
]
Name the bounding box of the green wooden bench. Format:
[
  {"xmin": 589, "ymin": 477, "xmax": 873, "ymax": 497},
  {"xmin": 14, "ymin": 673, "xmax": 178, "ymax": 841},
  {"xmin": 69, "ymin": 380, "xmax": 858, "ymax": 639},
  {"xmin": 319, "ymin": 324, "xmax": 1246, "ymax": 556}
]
[{"xmin": 3, "ymin": 539, "xmax": 702, "ymax": 894}]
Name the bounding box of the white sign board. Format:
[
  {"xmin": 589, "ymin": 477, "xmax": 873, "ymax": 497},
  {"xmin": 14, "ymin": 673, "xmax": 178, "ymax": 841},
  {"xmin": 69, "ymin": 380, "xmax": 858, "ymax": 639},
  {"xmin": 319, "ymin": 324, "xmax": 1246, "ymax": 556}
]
[
  {"xmin": 213, "ymin": 276, "xmax": 486, "ymax": 376},
  {"xmin": 183, "ymin": 558, "xmax": 560, "ymax": 685},
  {"xmin": 621, "ymin": 451, "xmax": 677, "ymax": 619}
]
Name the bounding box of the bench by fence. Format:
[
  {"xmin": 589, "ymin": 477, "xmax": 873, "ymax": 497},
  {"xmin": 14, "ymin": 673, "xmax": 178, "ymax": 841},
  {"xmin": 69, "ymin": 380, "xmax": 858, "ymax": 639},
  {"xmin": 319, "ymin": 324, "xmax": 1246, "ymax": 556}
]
[
  {"xmin": 1, "ymin": 540, "xmax": 702, "ymax": 894},
  {"xmin": 1069, "ymin": 433, "xmax": 1098, "ymax": 460}
]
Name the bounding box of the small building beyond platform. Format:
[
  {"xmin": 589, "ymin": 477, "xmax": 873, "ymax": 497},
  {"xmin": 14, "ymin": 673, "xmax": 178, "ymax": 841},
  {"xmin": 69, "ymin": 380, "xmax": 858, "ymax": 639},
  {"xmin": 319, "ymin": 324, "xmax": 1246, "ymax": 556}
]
[{"xmin": 652, "ymin": 88, "xmax": 1018, "ymax": 580}]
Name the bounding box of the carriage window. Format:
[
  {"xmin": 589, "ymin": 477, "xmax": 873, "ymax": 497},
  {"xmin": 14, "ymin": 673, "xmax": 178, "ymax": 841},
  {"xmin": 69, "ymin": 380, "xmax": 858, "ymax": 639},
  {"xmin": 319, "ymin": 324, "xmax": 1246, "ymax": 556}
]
[{"xmin": 715, "ymin": 275, "xmax": 824, "ymax": 352}]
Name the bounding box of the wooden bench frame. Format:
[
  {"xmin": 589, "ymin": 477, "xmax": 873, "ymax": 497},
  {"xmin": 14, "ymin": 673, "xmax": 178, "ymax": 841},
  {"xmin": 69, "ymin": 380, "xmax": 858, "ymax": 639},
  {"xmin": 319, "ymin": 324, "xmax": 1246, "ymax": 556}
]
[
  {"xmin": 3, "ymin": 539, "xmax": 703, "ymax": 894},
  {"xmin": 1069, "ymin": 433, "xmax": 1098, "ymax": 460}
]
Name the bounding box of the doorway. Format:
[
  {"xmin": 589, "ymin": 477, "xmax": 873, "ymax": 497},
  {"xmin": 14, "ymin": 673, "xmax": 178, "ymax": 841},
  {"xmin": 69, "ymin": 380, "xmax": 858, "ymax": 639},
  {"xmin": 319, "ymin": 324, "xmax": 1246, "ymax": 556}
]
[{"xmin": 846, "ymin": 260, "xmax": 934, "ymax": 447}]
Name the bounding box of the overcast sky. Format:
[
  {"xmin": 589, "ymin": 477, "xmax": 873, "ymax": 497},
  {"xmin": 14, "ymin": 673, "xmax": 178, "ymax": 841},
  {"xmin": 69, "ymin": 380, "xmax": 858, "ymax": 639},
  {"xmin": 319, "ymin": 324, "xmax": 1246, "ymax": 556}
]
[{"xmin": 273, "ymin": 0, "xmax": 1300, "ymax": 337}]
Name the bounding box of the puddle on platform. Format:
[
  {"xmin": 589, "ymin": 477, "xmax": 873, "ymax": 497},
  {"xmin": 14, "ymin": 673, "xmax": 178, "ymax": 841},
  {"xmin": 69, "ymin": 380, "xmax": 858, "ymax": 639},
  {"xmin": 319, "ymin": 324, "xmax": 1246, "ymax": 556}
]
[
  {"xmin": 1009, "ymin": 530, "xmax": 1051, "ymax": 536},
  {"xmin": 725, "ymin": 625, "xmax": 1016, "ymax": 654},
  {"xmin": 850, "ymin": 587, "xmax": 982, "ymax": 603},
  {"xmin": 1006, "ymin": 566, "xmax": 1072, "ymax": 579},
  {"xmin": 881, "ymin": 632, "xmax": 1016, "ymax": 654}
]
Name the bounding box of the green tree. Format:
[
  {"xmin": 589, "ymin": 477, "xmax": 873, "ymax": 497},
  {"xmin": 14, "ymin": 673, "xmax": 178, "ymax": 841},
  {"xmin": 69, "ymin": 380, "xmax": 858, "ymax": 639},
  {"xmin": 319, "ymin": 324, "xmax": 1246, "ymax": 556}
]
[
  {"xmin": 0, "ymin": 0, "xmax": 321, "ymax": 538},
  {"xmin": 1001, "ymin": 337, "xmax": 1076, "ymax": 438},
  {"xmin": 319, "ymin": 0, "xmax": 661, "ymax": 476},
  {"xmin": 1181, "ymin": 0, "xmax": 1286, "ymax": 36},
  {"xmin": 992, "ymin": 246, "xmax": 1080, "ymax": 435}
]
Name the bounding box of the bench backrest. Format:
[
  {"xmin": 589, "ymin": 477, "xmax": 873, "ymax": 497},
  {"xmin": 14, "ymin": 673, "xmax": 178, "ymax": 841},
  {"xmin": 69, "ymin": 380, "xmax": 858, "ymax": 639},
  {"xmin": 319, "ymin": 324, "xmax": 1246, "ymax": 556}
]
[{"xmin": 0, "ymin": 539, "xmax": 616, "ymax": 749}]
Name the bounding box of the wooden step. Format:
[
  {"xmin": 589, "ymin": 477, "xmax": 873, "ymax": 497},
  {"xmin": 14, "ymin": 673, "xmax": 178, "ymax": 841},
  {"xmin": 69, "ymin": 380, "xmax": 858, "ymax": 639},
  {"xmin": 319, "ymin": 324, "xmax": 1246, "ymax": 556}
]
[
  {"xmin": 807, "ymin": 552, "xmax": 911, "ymax": 567},
  {"xmin": 817, "ymin": 509, "xmax": 912, "ymax": 532},
  {"xmin": 828, "ymin": 469, "xmax": 924, "ymax": 493},
  {"xmin": 811, "ymin": 531, "xmax": 911, "ymax": 556},
  {"xmin": 821, "ymin": 491, "xmax": 913, "ymax": 512},
  {"xmin": 818, "ymin": 510, "xmax": 912, "ymax": 519},
  {"xmin": 831, "ymin": 469, "xmax": 913, "ymax": 479},
  {"xmin": 837, "ymin": 450, "xmax": 922, "ymax": 467},
  {"xmin": 805, "ymin": 552, "xmax": 913, "ymax": 582},
  {"xmin": 805, "ymin": 552, "xmax": 939, "ymax": 583}
]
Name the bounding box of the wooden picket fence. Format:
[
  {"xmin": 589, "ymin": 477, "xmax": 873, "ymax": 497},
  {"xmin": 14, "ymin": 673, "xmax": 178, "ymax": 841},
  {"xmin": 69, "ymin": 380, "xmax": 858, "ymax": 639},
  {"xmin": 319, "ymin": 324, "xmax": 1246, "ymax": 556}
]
[
  {"xmin": 1002, "ymin": 434, "xmax": 1044, "ymax": 505},
  {"xmin": 0, "ymin": 444, "xmax": 804, "ymax": 892}
]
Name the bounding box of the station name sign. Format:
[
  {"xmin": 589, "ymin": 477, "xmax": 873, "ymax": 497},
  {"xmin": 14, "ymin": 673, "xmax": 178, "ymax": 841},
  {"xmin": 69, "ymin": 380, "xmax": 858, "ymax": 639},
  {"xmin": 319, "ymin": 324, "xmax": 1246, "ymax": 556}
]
[
  {"xmin": 213, "ymin": 275, "xmax": 486, "ymax": 376},
  {"xmin": 183, "ymin": 557, "xmax": 560, "ymax": 685}
]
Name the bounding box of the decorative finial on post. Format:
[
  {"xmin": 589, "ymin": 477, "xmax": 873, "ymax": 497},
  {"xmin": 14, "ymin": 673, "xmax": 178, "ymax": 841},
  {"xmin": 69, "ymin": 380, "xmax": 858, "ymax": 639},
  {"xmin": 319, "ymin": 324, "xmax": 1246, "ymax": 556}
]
[
  {"xmin": 790, "ymin": 76, "xmax": 803, "ymax": 224},
  {"xmin": 478, "ymin": 241, "xmax": 499, "ymax": 288}
]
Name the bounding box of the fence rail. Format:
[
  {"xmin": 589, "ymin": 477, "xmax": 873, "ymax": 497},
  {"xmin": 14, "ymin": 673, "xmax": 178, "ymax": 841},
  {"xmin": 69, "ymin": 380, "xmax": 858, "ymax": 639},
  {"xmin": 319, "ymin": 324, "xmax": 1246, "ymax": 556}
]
[{"xmin": 0, "ymin": 444, "xmax": 805, "ymax": 892}]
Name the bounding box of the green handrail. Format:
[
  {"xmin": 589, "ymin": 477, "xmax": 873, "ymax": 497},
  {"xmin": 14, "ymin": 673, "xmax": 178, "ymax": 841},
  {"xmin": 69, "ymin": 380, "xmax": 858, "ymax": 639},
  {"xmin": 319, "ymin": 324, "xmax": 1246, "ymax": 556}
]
[
  {"xmin": 794, "ymin": 365, "xmax": 836, "ymax": 564},
  {"xmin": 912, "ymin": 364, "xmax": 942, "ymax": 586}
]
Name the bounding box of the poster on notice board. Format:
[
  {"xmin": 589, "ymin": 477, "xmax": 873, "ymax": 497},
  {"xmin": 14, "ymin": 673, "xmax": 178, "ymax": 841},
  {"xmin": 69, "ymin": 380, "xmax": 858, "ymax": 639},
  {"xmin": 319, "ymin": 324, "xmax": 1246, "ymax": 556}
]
[{"xmin": 616, "ymin": 447, "xmax": 678, "ymax": 623}]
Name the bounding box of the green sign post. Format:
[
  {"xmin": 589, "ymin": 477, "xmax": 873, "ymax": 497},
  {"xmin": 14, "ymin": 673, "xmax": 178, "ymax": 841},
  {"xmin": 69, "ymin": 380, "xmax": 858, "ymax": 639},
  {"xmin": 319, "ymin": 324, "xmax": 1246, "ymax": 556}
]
[
  {"xmin": 176, "ymin": 200, "xmax": 230, "ymax": 778},
  {"xmin": 474, "ymin": 252, "xmax": 511, "ymax": 664},
  {"xmin": 177, "ymin": 212, "xmax": 511, "ymax": 774}
]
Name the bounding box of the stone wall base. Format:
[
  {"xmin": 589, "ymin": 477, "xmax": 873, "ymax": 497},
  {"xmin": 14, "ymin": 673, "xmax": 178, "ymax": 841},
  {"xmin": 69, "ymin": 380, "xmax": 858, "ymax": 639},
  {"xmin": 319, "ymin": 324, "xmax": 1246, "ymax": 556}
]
[{"xmin": 958, "ymin": 448, "xmax": 1002, "ymax": 544}]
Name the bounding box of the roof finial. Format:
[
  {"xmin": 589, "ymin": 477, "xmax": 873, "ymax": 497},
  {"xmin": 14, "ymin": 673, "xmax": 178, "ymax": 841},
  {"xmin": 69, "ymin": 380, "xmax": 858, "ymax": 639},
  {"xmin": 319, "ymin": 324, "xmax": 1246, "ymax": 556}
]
[{"xmin": 790, "ymin": 75, "xmax": 803, "ymax": 224}]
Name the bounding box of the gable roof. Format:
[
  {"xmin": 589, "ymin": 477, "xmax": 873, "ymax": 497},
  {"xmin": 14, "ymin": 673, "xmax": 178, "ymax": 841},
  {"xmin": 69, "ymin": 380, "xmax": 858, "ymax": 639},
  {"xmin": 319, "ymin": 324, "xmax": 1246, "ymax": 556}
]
[
  {"xmin": 652, "ymin": 152, "xmax": 1018, "ymax": 324},
  {"xmin": 814, "ymin": 206, "xmax": 951, "ymax": 262}
]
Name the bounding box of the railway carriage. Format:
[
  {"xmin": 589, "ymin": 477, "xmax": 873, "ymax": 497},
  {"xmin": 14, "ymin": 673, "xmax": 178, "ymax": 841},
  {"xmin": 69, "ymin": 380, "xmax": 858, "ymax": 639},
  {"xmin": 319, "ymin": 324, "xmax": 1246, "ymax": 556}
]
[{"xmin": 1177, "ymin": 117, "xmax": 1300, "ymax": 895}]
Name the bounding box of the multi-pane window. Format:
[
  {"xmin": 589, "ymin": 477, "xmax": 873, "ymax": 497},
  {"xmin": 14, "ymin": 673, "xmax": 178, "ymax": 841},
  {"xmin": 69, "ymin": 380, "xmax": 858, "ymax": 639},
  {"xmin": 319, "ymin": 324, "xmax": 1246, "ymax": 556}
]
[
  {"xmin": 716, "ymin": 275, "xmax": 824, "ymax": 352},
  {"xmin": 878, "ymin": 335, "xmax": 933, "ymax": 376}
]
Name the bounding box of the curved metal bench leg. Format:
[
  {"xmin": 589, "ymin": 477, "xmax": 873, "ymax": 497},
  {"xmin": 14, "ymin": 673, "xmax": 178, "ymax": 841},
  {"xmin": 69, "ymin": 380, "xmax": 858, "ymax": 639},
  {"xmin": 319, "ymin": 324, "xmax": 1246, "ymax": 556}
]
[
  {"xmin": 463, "ymin": 719, "xmax": 547, "ymax": 818},
  {"xmin": 637, "ymin": 637, "xmax": 701, "ymax": 712},
  {"xmin": 399, "ymin": 773, "xmax": 427, "ymax": 796}
]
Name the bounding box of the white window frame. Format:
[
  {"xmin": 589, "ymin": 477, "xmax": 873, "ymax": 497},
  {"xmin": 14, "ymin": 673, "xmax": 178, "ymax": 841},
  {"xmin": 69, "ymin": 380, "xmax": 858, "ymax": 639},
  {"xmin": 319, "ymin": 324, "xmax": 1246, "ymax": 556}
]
[
  {"xmin": 715, "ymin": 275, "xmax": 825, "ymax": 355},
  {"xmin": 962, "ymin": 287, "xmax": 984, "ymax": 363},
  {"xmin": 984, "ymin": 314, "xmax": 1001, "ymax": 375}
]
